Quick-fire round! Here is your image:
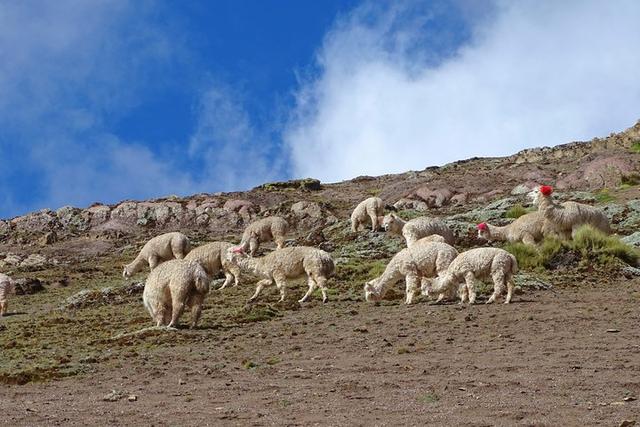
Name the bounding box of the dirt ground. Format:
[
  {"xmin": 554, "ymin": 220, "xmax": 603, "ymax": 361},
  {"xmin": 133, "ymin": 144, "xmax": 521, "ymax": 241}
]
[{"xmin": 1, "ymin": 278, "xmax": 639, "ymax": 426}]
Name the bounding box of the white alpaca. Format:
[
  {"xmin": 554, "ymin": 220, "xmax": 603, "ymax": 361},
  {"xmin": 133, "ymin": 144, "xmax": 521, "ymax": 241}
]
[
  {"xmin": 530, "ymin": 185, "xmax": 611, "ymax": 239},
  {"xmin": 226, "ymin": 246, "xmax": 335, "ymax": 303},
  {"xmin": 426, "ymin": 248, "xmax": 518, "ymax": 304},
  {"xmin": 477, "ymin": 211, "xmax": 555, "ymax": 245},
  {"xmin": 351, "ymin": 197, "xmax": 384, "ymax": 232},
  {"xmin": 184, "ymin": 241, "xmax": 241, "ymax": 289},
  {"xmin": 364, "ymin": 240, "xmax": 459, "ymax": 304},
  {"xmin": 123, "ymin": 232, "xmax": 191, "ymax": 278},
  {"xmin": 382, "ymin": 214, "xmax": 455, "ymax": 247},
  {"xmin": 142, "ymin": 259, "xmax": 209, "ymax": 328},
  {"xmin": 0, "ymin": 273, "xmax": 16, "ymax": 317},
  {"xmin": 239, "ymin": 216, "xmax": 289, "ymax": 256}
]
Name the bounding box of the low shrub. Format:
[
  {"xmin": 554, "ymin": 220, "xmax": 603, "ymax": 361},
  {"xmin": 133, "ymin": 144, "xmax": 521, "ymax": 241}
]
[
  {"xmin": 504, "ymin": 225, "xmax": 639, "ymax": 270},
  {"xmin": 505, "ymin": 204, "xmax": 532, "ymax": 219}
]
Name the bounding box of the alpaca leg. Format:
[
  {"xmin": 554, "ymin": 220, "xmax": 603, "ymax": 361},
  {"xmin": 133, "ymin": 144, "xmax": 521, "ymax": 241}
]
[
  {"xmin": 521, "ymin": 233, "xmax": 536, "ymax": 246},
  {"xmin": 369, "ymin": 213, "xmax": 378, "ymax": 231},
  {"xmin": 465, "ymin": 272, "xmax": 477, "ymax": 304},
  {"xmin": 504, "ymin": 278, "xmax": 515, "ymax": 304},
  {"xmin": 248, "ymin": 279, "xmax": 271, "ymax": 302},
  {"xmin": 168, "ymin": 290, "xmax": 186, "ymax": 328},
  {"xmin": 0, "ymin": 301, "xmax": 6, "ymax": 316},
  {"xmin": 316, "ymin": 276, "xmax": 329, "ymax": 303},
  {"xmin": 405, "ymin": 274, "xmax": 419, "ymax": 304},
  {"xmin": 219, "ymin": 272, "xmax": 234, "ymax": 290},
  {"xmin": 190, "ymin": 295, "xmax": 204, "ymax": 328},
  {"xmin": 249, "ymin": 238, "xmax": 259, "ymax": 257},
  {"xmin": 273, "ymin": 273, "xmax": 288, "ymax": 302},
  {"xmin": 162, "ymin": 303, "xmax": 172, "ymax": 326},
  {"xmin": 229, "ymin": 264, "xmax": 241, "ymax": 287},
  {"xmin": 458, "ymin": 282, "xmax": 468, "ymax": 304},
  {"xmin": 148, "ymin": 255, "xmax": 160, "ymax": 270},
  {"xmin": 298, "ymin": 276, "xmax": 317, "ymax": 303},
  {"xmin": 275, "ymin": 236, "xmax": 285, "ymax": 250},
  {"xmin": 487, "ymin": 272, "xmax": 506, "ymax": 304}
]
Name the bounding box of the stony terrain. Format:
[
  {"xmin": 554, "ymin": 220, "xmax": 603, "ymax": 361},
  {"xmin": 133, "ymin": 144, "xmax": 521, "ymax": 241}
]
[{"xmin": 1, "ymin": 121, "xmax": 640, "ymax": 426}]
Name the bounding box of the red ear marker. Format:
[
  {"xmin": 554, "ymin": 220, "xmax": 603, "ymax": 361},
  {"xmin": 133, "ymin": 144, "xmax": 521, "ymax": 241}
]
[{"xmin": 540, "ymin": 185, "xmax": 553, "ymax": 196}]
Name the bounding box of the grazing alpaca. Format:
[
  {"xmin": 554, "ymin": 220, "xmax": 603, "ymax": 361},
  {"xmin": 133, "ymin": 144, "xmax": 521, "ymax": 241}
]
[
  {"xmin": 185, "ymin": 241, "xmax": 241, "ymax": 289},
  {"xmin": 351, "ymin": 197, "xmax": 384, "ymax": 232},
  {"xmin": 123, "ymin": 232, "xmax": 191, "ymax": 277},
  {"xmin": 239, "ymin": 216, "xmax": 289, "ymax": 256},
  {"xmin": 364, "ymin": 240, "xmax": 458, "ymax": 304},
  {"xmin": 0, "ymin": 273, "xmax": 16, "ymax": 317},
  {"xmin": 142, "ymin": 259, "xmax": 209, "ymax": 328},
  {"xmin": 477, "ymin": 211, "xmax": 555, "ymax": 245},
  {"xmin": 226, "ymin": 246, "xmax": 335, "ymax": 303},
  {"xmin": 382, "ymin": 214, "xmax": 455, "ymax": 246},
  {"xmin": 426, "ymin": 248, "xmax": 518, "ymax": 304},
  {"xmin": 529, "ymin": 185, "xmax": 611, "ymax": 239}
]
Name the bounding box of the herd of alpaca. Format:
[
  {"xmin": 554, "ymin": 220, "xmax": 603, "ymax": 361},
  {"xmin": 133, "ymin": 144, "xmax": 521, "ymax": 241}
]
[{"xmin": 0, "ymin": 186, "xmax": 617, "ymax": 328}]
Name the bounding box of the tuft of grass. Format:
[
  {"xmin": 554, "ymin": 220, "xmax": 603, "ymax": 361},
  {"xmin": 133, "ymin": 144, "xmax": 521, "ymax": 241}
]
[
  {"xmin": 505, "ymin": 226, "xmax": 639, "ymax": 271},
  {"xmin": 631, "ymin": 142, "xmax": 640, "ymax": 154},
  {"xmin": 266, "ymin": 356, "xmax": 281, "ymax": 365},
  {"xmin": 418, "ymin": 392, "xmax": 439, "ymax": 404},
  {"xmin": 366, "ymin": 188, "xmax": 382, "ymax": 197},
  {"xmin": 620, "ymin": 173, "xmax": 640, "ymax": 187},
  {"xmin": 505, "ymin": 204, "xmax": 532, "ymax": 219},
  {"xmin": 242, "ymin": 360, "xmax": 258, "ymax": 370},
  {"xmin": 595, "ymin": 189, "xmax": 615, "ymax": 203},
  {"xmin": 569, "ymin": 225, "xmax": 639, "ymax": 266}
]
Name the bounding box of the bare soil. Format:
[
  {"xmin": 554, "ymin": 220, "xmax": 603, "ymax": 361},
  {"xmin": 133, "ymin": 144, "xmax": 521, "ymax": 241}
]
[{"xmin": 1, "ymin": 278, "xmax": 639, "ymax": 426}]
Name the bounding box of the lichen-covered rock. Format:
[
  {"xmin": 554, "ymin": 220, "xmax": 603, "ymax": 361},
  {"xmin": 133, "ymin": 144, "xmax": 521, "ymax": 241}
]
[
  {"xmin": 621, "ymin": 231, "xmax": 640, "ymax": 248},
  {"xmin": 393, "ymin": 198, "xmax": 429, "ymax": 212},
  {"xmin": 410, "ymin": 187, "xmax": 454, "ymax": 208},
  {"xmin": 557, "ymin": 154, "xmax": 640, "ymax": 190},
  {"xmin": 20, "ymin": 254, "xmax": 50, "ymax": 269},
  {"xmin": 0, "ymin": 220, "xmax": 10, "ymax": 236},
  {"xmin": 56, "ymin": 206, "xmax": 87, "ymax": 231},
  {"xmin": 10, "ymin": 209, "xmax": 59, "ymax": 233},
  {"xmin": 82, "ymin": 204, "xmax": 111, "ymax": 227},
  {"xmin": 110, "ymin": 202, "xmax": 139, "ymax": 223}
]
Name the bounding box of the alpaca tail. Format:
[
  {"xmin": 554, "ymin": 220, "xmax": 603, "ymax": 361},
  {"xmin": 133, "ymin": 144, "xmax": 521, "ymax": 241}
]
[
  {"xmin": 509, "ymin": 254, "xmax": 519, "ymax": 275},
  {"xmin": 194, "ymin": 269, "xmax": 210, "ymax": 294}
]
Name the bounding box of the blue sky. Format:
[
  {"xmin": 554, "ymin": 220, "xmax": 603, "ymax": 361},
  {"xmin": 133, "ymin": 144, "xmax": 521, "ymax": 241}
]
[{"xmin": 1, "ymin": 0, "xmax": 640, "ymax": 219}]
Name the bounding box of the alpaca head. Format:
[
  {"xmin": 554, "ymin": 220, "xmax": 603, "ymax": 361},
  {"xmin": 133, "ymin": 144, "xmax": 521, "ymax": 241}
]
[
  {"xmin": 226, "ymin": 246, "xmax": 247, "ymax": 262},
  {"xmin": 363, "ymin": 280, "xmax": 382, "ymax": 302},
  {"xmin": 476, "ymin": 222, "xmax": 490, "ymax": 240},
  {"xmin": 122, "ymin": 265, "xmax": 132, "ymax": 278},
  {"xmin": 381, "ymin": 213, "xmax": 402, "ymax": 233}
]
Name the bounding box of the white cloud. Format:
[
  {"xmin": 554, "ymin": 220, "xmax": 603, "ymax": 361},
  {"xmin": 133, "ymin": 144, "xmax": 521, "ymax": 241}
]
[{"xmin": 284, "ymin": 0, "xmax": 640, "ymax": 182}]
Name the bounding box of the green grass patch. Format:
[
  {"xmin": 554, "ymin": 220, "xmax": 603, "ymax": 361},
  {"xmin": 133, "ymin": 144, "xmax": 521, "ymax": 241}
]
[
  {"xmin": 505, "ymin": 204, "xmax": 532, "ymax": 219},
  {"xmin": 620, "ymin": 173, "xmax": 640, "ymax": 187},
  {"xmin": 631, "ymin": 142, "xmax": 640, "ymax": 154},
  {"xmin": 595, "ymin": 189, "xmax": 615, "ymax": 203},
  {"xmin": 418, "ymin": 393, "xmax": 439, "ymax": 404},
  {"xmin": 570, "ymin": 225, "xmax": 639, "ymax": 266},
  {"xmin": 504, "ymin": 225, "xmax": 639, "ymax": 271}
]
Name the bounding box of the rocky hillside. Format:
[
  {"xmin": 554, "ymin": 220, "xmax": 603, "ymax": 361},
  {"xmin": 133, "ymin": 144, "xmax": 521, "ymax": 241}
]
[{"xmin": 1, "ymin": 121, "xmax": 639, "ymax": 259}]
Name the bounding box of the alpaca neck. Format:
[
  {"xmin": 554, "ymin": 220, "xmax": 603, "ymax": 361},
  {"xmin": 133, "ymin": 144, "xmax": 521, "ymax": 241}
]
[
  {"xmin": 537, "ymin": 195, "xmax": 561, "ymax": 221},
  {"xmin": 485, "ymin": 223, "xmax": 508, "ymax": 241},
  {"xmin": 126, "ymin": 255, "xmax": 147, "ymax": 275},
  {"xmin": 374, "ymin": 259, "xmax": 404, "ymax": 292},
  {"xmin": 389, "ymin": 217, "xmax": 407, "ymax": 235},
  {"xmin": 236, "ymin": 255, "xmax": 266, "ymax": 276}
]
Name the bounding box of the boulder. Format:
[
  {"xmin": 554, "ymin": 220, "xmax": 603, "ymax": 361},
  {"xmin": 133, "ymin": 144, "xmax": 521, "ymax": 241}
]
[{"xmin": 393, "ymin": 198, "xmax": 429, "ymax": 212}]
